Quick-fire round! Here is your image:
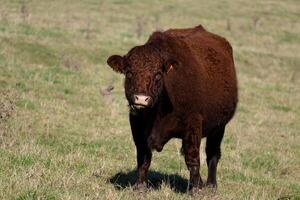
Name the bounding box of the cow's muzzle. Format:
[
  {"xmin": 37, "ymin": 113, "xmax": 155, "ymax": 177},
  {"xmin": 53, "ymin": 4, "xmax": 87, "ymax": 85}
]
[{"xmin": 132, "ymin": 94, "xmax": 152, "ymax": 109}]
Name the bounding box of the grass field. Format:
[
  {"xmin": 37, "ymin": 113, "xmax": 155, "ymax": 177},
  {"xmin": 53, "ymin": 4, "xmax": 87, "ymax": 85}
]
[{"xmin": 0, "ymin": 0, "xmax": 300, "ymax": 199}]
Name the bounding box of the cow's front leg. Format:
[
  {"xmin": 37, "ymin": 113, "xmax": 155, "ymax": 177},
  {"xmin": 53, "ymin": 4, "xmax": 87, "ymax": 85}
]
[
  {"xmin": 130, "ymin": 113, "xmax": 152, "ymax": 190},
  {"xmin": 134, "ymin": 143, "xmax": 152, "ymax": 190},
  {"xmin": 182, "ymin": 116, "xmax": 203, "ymax": 192}
]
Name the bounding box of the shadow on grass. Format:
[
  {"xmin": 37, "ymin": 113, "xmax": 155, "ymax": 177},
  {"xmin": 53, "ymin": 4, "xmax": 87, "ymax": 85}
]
[{"xmin": 109, "ymin": 170, "xmax": 189, "ymax": 193}]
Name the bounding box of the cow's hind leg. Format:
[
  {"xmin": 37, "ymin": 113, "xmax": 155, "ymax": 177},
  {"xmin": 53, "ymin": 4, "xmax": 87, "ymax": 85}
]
[
  {"xmin": 205, "ymin": 125, "xmax": 225, "ymax": 188},
  {"xmin": 182, "ymin": 115, "xmax": 203, "ymax": 191}
]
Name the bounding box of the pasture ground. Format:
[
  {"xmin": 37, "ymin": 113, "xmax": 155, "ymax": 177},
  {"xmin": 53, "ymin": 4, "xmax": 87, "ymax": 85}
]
[{"xmin": 0, "ymin": 0, "xmax": 300, "ymax": 199}]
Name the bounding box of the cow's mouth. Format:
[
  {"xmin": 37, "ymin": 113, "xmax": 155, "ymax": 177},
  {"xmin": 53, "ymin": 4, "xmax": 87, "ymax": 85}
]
[
  {"xmin": 131, "ymin": 104, "xmax": 148, "ymax": 110},
  {"xmin": 129, "ymin": 104, "xmax": 151, "ymax": 115}
]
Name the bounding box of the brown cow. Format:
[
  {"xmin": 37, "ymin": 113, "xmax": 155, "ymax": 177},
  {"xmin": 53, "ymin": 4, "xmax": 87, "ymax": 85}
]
[{"xmin": 107, "ymin": 25, "xmax": 238, "ymax": 192}]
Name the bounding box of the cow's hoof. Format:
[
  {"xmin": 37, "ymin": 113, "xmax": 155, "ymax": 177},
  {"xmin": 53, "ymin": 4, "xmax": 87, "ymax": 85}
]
[
  {"xmin": 204, "ymin": 182, "xmax": 217, "ymax": 193},
  {"xmin": 132, "ymin": 182, "xmax": 147, "ymax": 192},
  {"xmin": 190, "ymin": 186, "xmax": 202, "ymax": 195},
  {"xmin": 188, "ymin": 182, "xmax": 203, "ymax": 195}
]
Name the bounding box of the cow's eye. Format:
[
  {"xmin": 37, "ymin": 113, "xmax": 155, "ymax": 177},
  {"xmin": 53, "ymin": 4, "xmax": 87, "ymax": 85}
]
[
  {"xmin": 155, "ymin": 73, "xmax": 162, "ymax": 80},
  {"xmin": 126, "ymin": 72, "xmax": 133, "ymax": 79}
]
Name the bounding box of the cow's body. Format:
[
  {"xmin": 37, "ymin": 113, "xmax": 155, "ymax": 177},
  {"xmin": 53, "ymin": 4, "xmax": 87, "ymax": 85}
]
[{"xmin": 107, "ymin": 25, "xmax": 238, "ymax": 191}]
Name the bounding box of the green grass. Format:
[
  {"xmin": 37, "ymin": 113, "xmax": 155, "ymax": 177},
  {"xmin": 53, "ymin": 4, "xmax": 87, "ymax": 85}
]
[{"xmin": 0, "ymin": 0, "xmax": 300, "ymax": 199}]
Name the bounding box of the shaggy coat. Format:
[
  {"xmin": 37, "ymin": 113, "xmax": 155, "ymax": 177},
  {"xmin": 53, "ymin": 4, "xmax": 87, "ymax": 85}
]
[{"xmin": 107, "ymin": 25, "xmax": 238, "ymax": 191}]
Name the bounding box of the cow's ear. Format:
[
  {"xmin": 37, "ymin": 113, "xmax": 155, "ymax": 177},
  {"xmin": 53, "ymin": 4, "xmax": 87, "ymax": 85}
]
[
  {"xmin": 163, "ymin": 58, "xmax": 179, "ymax": 74},
  {"xmin": 107, "ymin": 55, "xmax": 125, "ymax": 74}
]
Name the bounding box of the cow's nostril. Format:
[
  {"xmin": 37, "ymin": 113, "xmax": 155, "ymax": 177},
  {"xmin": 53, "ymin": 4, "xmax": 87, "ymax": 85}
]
[{"xmin": 133, "ymin": 94, "xmax": 152, "ymax": 107}]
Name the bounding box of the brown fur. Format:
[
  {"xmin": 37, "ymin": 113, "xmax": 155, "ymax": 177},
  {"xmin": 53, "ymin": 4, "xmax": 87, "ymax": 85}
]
[{"xmin": 107, "ymin": 25, "xmax": 238, "ymax": 191}]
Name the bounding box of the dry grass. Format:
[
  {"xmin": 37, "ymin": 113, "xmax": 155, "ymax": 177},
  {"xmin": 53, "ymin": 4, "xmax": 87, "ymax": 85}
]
[{"xmin": 0, "ymin": 0, "xmax": 299, "ymax": 199}]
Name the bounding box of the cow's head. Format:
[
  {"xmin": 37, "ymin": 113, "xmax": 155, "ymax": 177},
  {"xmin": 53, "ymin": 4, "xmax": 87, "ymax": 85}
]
[{"xmin": 107, "ymin": 43, "xmax": 177, "ymax": 112}]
